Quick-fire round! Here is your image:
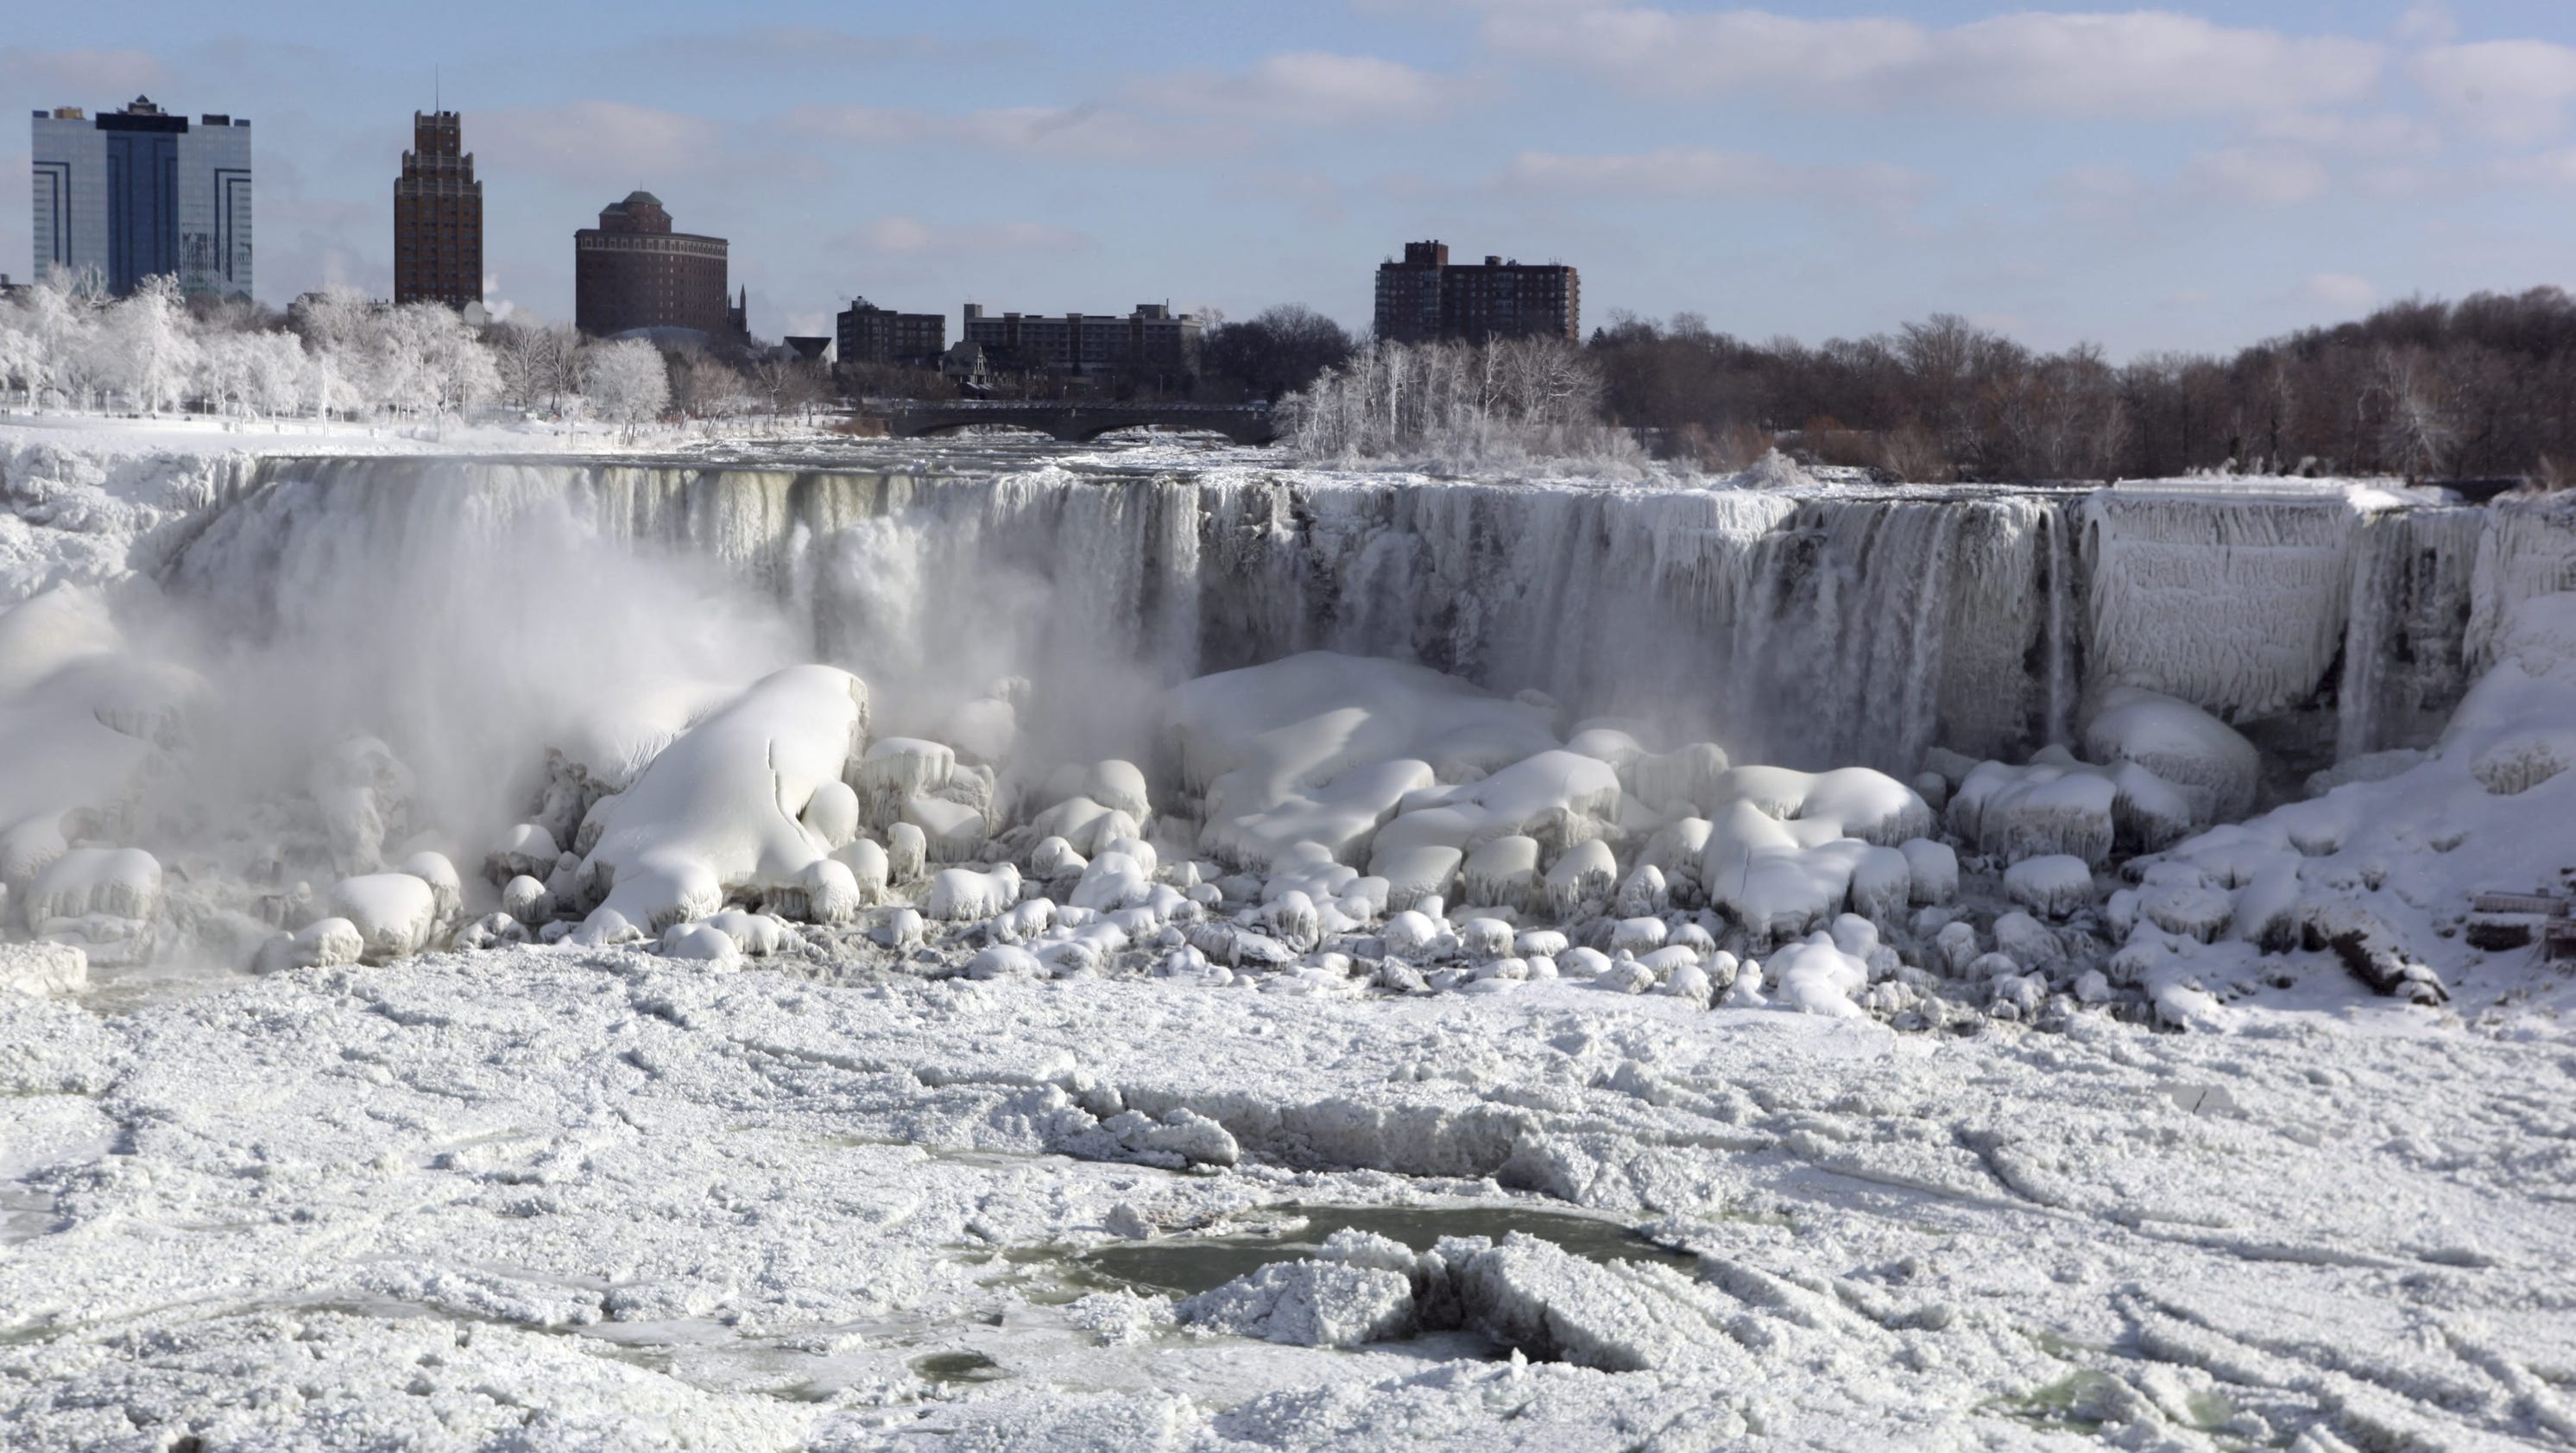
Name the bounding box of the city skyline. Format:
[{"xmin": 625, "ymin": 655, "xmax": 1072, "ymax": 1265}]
[{"xmin": 5, "ymin": 1, "xmax": 2576, "ymax": 354}]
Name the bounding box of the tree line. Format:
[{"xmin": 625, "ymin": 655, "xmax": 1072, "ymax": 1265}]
[{"xmin": 1585, "ymin": 289, "xmax": 2576, "ymax": 483}]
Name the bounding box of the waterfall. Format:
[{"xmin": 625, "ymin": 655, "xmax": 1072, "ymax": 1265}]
[{"xmin": 161, "ymin": 458, "xmax": 2522, "ymax": 787}]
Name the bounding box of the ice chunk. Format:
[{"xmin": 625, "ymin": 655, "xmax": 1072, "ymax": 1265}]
[
  {"xmin": 1461, "ymin": 835, "xmax": 1543, "ymax": 913},
  {"xmin": 26, "ymin": 847, "xmax": 161, "ymax": 964},
  {"xmin": 0, "ymin": 941, "xmax": 86, "ymax": 997},
  {"xmin": 1172, "ymin": 654, "xmax": 1555, "ymax": 871},
  {"xmin": 1543, "ymin": 837, "xmax": 1618, "ymax": 918},
  {"xmin": 834, "ymin": 837, "xmax": 890, "ymax": 905},
  {"xmin": 1899, "ymin": 838, "xmax": 1958, "ymax": 905},
  {"xmin": 1769, "ymin": 934, "xmax": 1867, "ymax": 1017},
  {"xmin": 660, "ymin": 921, "xmax": 740, "ymax": 964},
  {"xmin": 2004, "ymin": 855, "xmax": 2094, "ymax": 919},
  {"xmin": 1373, "ymin": 844, "xmax": 1462, "ymax": 914},
  {"xmin": 1992, "ymin": 912, "xmax": 2062, "ymax": 970},
  {"xmin": 2082, "ymin": 685, "xmax": 2261, "ymax": 824},
  {"xmin": 484, "ymin": 822, "xmax": 561, "ymax": 886},
  {"xmin": 1849, "ymin": 846, "xmax": 1910, "ymax": 923},
  {"xmin": 1950, "ymin": 762, "xmax": 2115, "ymax": 866},
  {"xmin": 928, "ymin": 863, "xmax": 1023, "ymax": 921},
  {"xmin": 855, "ymin": 738, "xmax": 955, "ymax": 826},
  {"xmin": 968, "ymin": 944, "xmax": 1045, "ymax": 980},
  {"xmin": 500, "ymin": 875, "xmax": 552, "ymax": 926},
  {"xmin": 1614, "ymin": 864, "xmax": 1669, "ymax": 919},
  {"xmin": 1178, "ymin": 1260, "xmax": 1417, "ymax": 1349},
  {"xmin": 1458, "ymin": 917, "xmax": 1514, "ymax": 960},
  {"xmin": 328, "ymin": 873, "xmax": 439, "ymax": 963}
]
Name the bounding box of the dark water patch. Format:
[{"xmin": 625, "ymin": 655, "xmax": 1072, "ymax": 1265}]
[{"xmin": 912, "ymin": 1349, "xmax": 1004, "ymax": 1385}]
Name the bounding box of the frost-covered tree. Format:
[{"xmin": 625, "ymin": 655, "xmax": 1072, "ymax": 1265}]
[
  {"xmin": 582, "ymin": 339, "xmax": 669, "ymax": 436},
  {"xmin": 492, "ymin": 319, "xmax": 584, "ymax": 414},
  {"xmin": 1283, "ymin": 337, "xmax": 1632, "ymax": 468},
  {"xmin": 99, "ymin": 276, "xmax": 199, "ymax": 414}
]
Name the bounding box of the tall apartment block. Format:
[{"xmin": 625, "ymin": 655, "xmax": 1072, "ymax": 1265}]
[
  {"xmin": 958, "ymin": 302, "xmax": 1202, "ymax": 382},
  {"xmin": 572, "ymin": 191, "xmax": 742, "ymax": 338},
  {"xmin": 30, "ymin": 96, "xmax": 253, "ymax": 300},
  {"xmin": 394, "ymin": 110, "xmax": 482, "ymax": 309},
  {"xmin": 837, "ymin": 298, "xmax": 945, "ymax": 367},
  {"xmin": 1373, "ymin": 241, "xmax": 1578, "ymax": 344}
]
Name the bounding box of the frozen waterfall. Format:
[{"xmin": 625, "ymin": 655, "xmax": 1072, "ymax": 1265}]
[{"xmin": 162, "ymin": 458, "xmax": 2559, "ymax": 780}]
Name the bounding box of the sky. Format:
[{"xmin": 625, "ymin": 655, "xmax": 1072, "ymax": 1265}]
[{"xmin": 5, "ymin": 0, "xmax": 2574, "ymax": 357}]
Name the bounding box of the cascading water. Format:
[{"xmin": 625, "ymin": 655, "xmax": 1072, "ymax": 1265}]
[{"xmin": 160, "ymin": 455, "xmax": 2543, "ymax": 799}]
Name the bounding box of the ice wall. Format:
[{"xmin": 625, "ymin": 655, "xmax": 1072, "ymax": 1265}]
[{"xmin": 161, "ymin": 458, "xmax": 2524, "ymax": 783}]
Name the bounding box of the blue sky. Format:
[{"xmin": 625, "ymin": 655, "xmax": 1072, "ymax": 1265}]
[{"xmin": 7, "ymin": 1, "xmax": 2574, "ymax": 355}]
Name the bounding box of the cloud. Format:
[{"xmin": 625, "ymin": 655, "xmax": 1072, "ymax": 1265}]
[
  {"xmin": 1131, "ymin": 52, "xmax": 1458, "ymax": 125},
  {"xmin": 0, "ymin": 46, "xmax": 170, "ymax": 99},
  {"xmin": 477, "ymin": 101, "xmax": 728, "ymax": 189},
  {"xmin": 1498, "ymin": 147, "xmax": 1928, "ymax": 209},
  {"xmin": 781, "ymin": 102, "xmax": 1180, "ymax": 161},
  {"xmin": 2410, "ymin": 41, "xmax": 2576, "ymax": 143},
  {"xmin": 2304, "ymin": 272, "xmax": 2378, "ymax": 312},
  {"xmin": 601, "ymin": 27, "xmax": 950, "ymax": 71},
  {"xmin": 2189, "ymin": 148, "xmax": 2332, "ymax": 205},
  {"xmin": 1466, "ymin": 7, "xmax": 2386, "ymax": 117},
  {"xmin": 2247, "ymin": 111, "xmax": 2441, "ymax": 159},
  {"xmin": 837, "ymin": 218, "xmax": 1095, "ymax": 258}
]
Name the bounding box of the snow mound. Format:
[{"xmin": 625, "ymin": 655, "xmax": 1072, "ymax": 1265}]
[
  {"xmin": 1171, "ymin": 653, "xmax": 1556, "ymax": 870},
  {"xmin": 2082, "ymin": 685, "xmax": 2260, "ymax": 824},
  {"xmin": 329, "ymin": 873, "xmax": 441, "ymax": 963},
  {"xmin": 576, "ymin": 666, "xmax": 868, "ymax": 933}
]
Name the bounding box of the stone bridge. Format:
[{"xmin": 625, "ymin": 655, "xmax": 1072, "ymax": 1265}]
[{"xmin": 862, "ymin": 400, "xmax": 1279, "ymax": 445}]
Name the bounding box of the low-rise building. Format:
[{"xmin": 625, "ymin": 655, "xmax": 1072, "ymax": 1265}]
[
  {"xmin": 1373, "ymin": 240, "xmax": 1579, "ymax": 344},
  {"xmin": 837, "ymin": 298, "xmax": 944, "ymax": 367},
  {"xmin": 958, "ymin": 302, "xmax": 1202, "ymax": 383}
]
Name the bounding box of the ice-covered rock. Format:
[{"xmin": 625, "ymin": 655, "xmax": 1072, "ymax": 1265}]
[
  {"xmin": 1992, "ymin": 912, "xmax": 2063, "ymax": 970},
  {"xmin": 799, "ymin": 780, "xmax": 861, "ymax": 848},
  {"xmin": 885, "ymin": 822, "xmax": 927, "ymax": 882},
  {"xmin": 23, "ymin": 847, "xmax": 161, "ymax": 964},
  {"xmin": 967, "ymin": 944, "xmax": 1045, "ymax": 980},
  {"xmin": 928, "ymin": 863, "xmax": 1023, "ymax": 922},
  {"xmin": 1951, "ymin": 763, "xmax": 2115, "ymax": 865},
  {"xmin": 328, "ymin": 872, "xmax": 440, "ymax": 963},
  {"xmin": 2083, "ymin": 685, "xmax": 2261, "ymax": 824},
  {"xmin": 1172, "ymin": 654, "xmax": 1556, "ymax": 870},
  {"xmin": 577, "ymin": 666, "xmax": 868, "ymax": 933},
  {"xmin": 660, "ymin": 921, "xmax": 740, "ymax": 963},
  {"xmin": 835, "ymin": 837, "xmax": 890, "ymax": 905},
  {"xmin": 500, "ymin": 874, "xmax": 552, "ymax": 926},
  {"xmin": 1543, "ymin": 837, "xmax": 1618, "ymax": 917},
  {"xmin": 1899, "ymin": 837, "xmax": 1958, "ymax": 904},
  {"xmin": 1374, "ymin": 844, "xmax": 1462, "ymax": 914},
  {"xmin": 1462, "ymin": 835, "xmax": 1543, "ymax": 913},
  {"xmin": 1769, "ymin": 934, "xmax": 1868, "ymax": 1017},
  {"xmin": 483, "ymin": 823, "xmax": 560, "ymax": 886},
  {"xmin": 2004, "ymin": 855, "xmax": 2095, "ymax": 919}
]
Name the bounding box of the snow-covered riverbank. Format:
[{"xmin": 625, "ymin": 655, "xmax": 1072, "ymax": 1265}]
[{"xmin": 7, "ymin": 950, "xmax": 2572, "ymax": 1451}]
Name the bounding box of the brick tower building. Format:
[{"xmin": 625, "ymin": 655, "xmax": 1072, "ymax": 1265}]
[{"xmin": 393, "ymin": 110, "xmax": 481, "ymax": 309}]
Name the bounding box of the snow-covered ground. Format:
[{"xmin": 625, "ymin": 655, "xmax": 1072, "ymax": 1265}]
[{"xmin": 3, "ymin": 418, "xmax": 2574, "ymax": 1451}]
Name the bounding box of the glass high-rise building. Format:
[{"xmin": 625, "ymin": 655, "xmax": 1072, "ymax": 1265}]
[{"xmin": 29, "ymin": 96, "xmax": 254, "ymax": 300}]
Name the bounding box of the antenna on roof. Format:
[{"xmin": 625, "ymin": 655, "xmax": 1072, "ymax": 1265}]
[{"xmin": 434, "ymin": 66, "xmax": 439, "ymax": 113}]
